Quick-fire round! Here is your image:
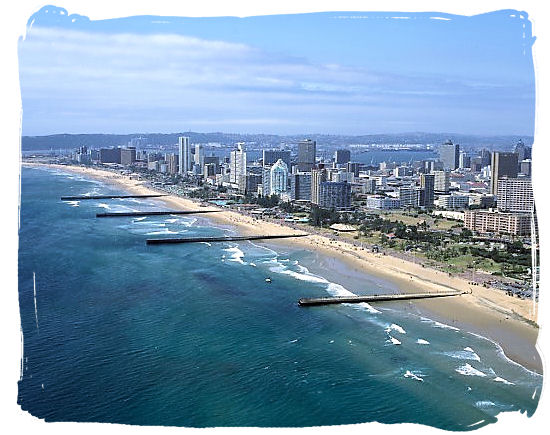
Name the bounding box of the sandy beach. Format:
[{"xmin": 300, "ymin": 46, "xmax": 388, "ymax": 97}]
[{"xmin": 22, "ymin": 162, "xmax": 543, "ymax": 373}]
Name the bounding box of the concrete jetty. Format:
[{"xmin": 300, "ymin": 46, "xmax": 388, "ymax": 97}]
[
  {"xmin": 61, "ymin": 194, "xmax": 167, "ymax": 201},
  {"xmin": 97, "ymin": 210, "xmax": 221, "ymax": 218},
  {"xmin": 298, "ymin": 290, "xmax": 468, "ymax": 306},
  {"xmin": 146, "ymin": 233, "xmax": 309, "ymax": 245}
]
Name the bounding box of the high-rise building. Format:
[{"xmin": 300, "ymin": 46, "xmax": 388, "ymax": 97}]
[
  {"xmin": 194, "ymin": 144, "xmax": 204, "ymax": 166},
  {"xmin": 99, "ymin": 147, "xmax": 121, "ymax": 164},
  {"xmin": 230, "ymin": 143, "xmax": 247, "ymax": 184},
  {"xmin": 245, "ymin": 174, "xmax": 263, "ymax": 195},
  {"xmin": 178, "ymin": 136, "xmax": 191, "ymax": 175},
  {"xmin": 263, "ymin": 150, "xmax": 291, "ymax": 169},
  {"xmin": 269, "ymin": 159, "xmax": 289, "ymax": 195},
  {"xmin": 425, "ymin": 160, "xmax": 444, "ymax": 173},
  {"xmin": 311, "ymin": 167, "xmax": 327, "ymax": 205},
  {"xmin": 438, "ymin": 140, "xmax": 460, "ymax": 170},
  {"xmin": 347, "ymin": 162, "xmax": 361, "ymax": 177},
  {"xmin": 120, "ymin": 147, "xmax": 136, "ymax": 166},
  {"xmin": 497, "ymin": 177, "xmax": 534, "ymax": 213},
  {"xmin": 165, "ymin": 153, "xmax": 178, "ymax": 174},
  {"xmin": 433, "ymin": 170, "xmax": 450, "ymax": 194},
  {"xmin": 490, "ymin": 152, "xmax": 518, "ymax": 195},
  {"xmin": 514, "ymin": 139, "xmax": 531, "ymax": 162},
  {"xmin": 520, "ymin": 159, "xmax": 532, "ymax": 177},
  {"xmin": 334, "ymin": 149, "xmax": 351, "ymax": 165},
  {"xmin": 202, "ymin": 155, "xmax": 219, "ymax": 176},
  {"xmin": 398, "ymin": 186, "xmax": 422, "ymax": 208},
  {"xmin": 297, "ymin": 139, "xmax": 316, "ymax": 172},
  {"xmin": 290, "ymin": 173, "xmax": 312, "ymax": 201},
  {"xmin": 319, "ymin": 181, "xmax": 351, "ymax": 210},
  {"xmin": 479, "ymin": 149, "xmax": 491, "ymax": 167},
  {"xmin": 459, "ymin": 152, "xmax": 471, "ymax": 169},
  {"xmin": 204, "ymin": 163, "xmax": 217, "ymax": 178},
  {"xmin": 420, "ymin": 173, "xmax": 435, "ymax": 207}
]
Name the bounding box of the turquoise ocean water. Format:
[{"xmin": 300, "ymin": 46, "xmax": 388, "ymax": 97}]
[{"xmin": 17, "ymin": 166, "xmax": 542, "ymax": 429}]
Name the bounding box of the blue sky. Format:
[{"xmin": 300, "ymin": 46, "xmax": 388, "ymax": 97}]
[{"xmin": 18, "ymin": 6, "xmax": 535, "ymax": 136}]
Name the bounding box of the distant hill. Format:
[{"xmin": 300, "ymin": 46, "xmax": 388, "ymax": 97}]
[{"xmin": 21, "ymin": 132, "xmax": 533, "ymax": 151}]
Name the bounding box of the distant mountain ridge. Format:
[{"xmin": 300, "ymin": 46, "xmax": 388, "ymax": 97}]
[{"xmin": 21, "ymin": 132, "xmax": 533, "ymax": 151}]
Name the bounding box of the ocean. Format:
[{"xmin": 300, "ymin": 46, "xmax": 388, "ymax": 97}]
[{"xmin": 17, "ymin": 166, "xmax": 541, "ymax": 429}]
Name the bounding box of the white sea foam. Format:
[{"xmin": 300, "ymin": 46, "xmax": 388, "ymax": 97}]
[
  {"xmin": 164, "ymin": 218, "xmax": 178, "ymax": 223},
  {"xmin": 420, "ymin": 316, "xmax": 460, "ymax": 331},
  {"xmin": 388, "ymin": 323, "xmax": 406, "ymax": 334},
  {"xmin": 416, "ymin": 339, "xmax": 430, "ymax": 345},
  {"xmin": 225, "ymin": 246, "xmax": 246, "ymax": 265},
  {"xmin": 404, "ymin": 370, "xmax": 424, "ymax": 382},
  {"xmin": 269, "ymin": 260, "xmax": 381, "ymax": 314},
  {"xmin": 493, "ymin": 376, "xmax": 515, "ymax": 385},
  {"xmin": 443, "ymin": 348, "xmax": 481, "ymax": 362},
  {"xmin": 386, "ymin": 336, "xmax": 401, "ymax": 345},
  {"xmin": 456, "ymin": 363, "xmax": 486, "ymax": 377},
  {"xmin": 178, "ymin": 218, "xmax": 197, "ymax": 227},
  {"xmin": 97, "ymin": 203, "xmax": 111, "ymax": 210},
  {"xmin": 145, "ymin": 229, "xmax": 180, "ymax": 236},
  {"xmin": 475, "ymin": 400, "xmax": 496, "ymax": 409},
  {"xmin": 132, "ymin": 217, "xmax": 147, "ymax": 222},
  {"xmin": 199, "ymin": 242, "xmax": 212, "ymax": 247},
  {"xmin": 247, "ymin": 241, "xmax": 279, "ymax": 257},
  {"xmin": 461, "ymin": 329, "xmax": 542, "ymax": 378},
  {"xmin": 65, "ymin": 200, "xmax": 80, "ymax": 207}
]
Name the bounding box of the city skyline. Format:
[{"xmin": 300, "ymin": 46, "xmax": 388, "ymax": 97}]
[{"xmin": 18, "ymin": 6, "xmax": 535, "ymax": 137}]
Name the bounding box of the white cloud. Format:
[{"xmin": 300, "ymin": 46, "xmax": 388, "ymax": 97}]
[{"xmin": 17, "ymin": 26, "xmax": 533, "ymax": 135}]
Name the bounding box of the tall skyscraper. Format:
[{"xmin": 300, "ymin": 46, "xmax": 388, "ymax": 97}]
[
  {"xmin": 433, "ymin": 170, "xmax": 450, "ymax": 194},
  {"xmin": 290, "ymin": 173, "xmax": 312, "ymax": 201},
  {"xmin": 120, "ymin": 147, "xmax": 136, "ymax": 166},
  {"xmin": 420, "ymin": 173, "xmax": 435, "ymax": 208},
  {"xmin": 230, "ymin": 142, "xmax": 247, "ymax": 184},
  {"xmin": 334, "ymin": 149, "xmax": 351, "ymax": 165},
  {"xmin": 297, "ymin": 139, "xmax": 316, "ymax": 172},
  {"xmin": 479, "ymin": 149, "xmax": 492, "ymax": 167},
  {"xmin": 194, "ymin": 144, "xmax": 204, "ymax": 166},
  {"xmin": 490, "ymin": 152, "xmax": 518, "ymax": 195},
  {"xmin": 319, "ymin": 182, "xmax": 352, "ymax": 210},
  {"xmin": 438, "ymin": 140, "xmax": 460, "ymax": 170},
  {"xmin": 166, "ymin": 153, "xmax": 178, "ymax": 175},
  {"xmin": 311, "ymin": 167, "xmax": 327, "ymax": 205},
  {"xmin": 269, "ymin": 159, "xmax": 289, "ymax": 195},
  {"xmin": 178, "ymin": 136, "xmax": 191, "ymax": 175},
  {"xmin": 459, "ymin": 152, "xmax": 471, "ymax": 169}
]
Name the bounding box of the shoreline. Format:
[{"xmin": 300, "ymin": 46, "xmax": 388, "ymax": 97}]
[{"xmin": 22, "ymin": 162, "xmax": 543, "ymax": 374}]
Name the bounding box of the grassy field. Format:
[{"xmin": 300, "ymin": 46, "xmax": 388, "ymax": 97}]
[
  {"xmin": 384, "ymin": 211, "xmax": 463, "ymax": 231},
  {"xmin": 441, "ymin": 254, "xmax": 501, "ymax": 274}
]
